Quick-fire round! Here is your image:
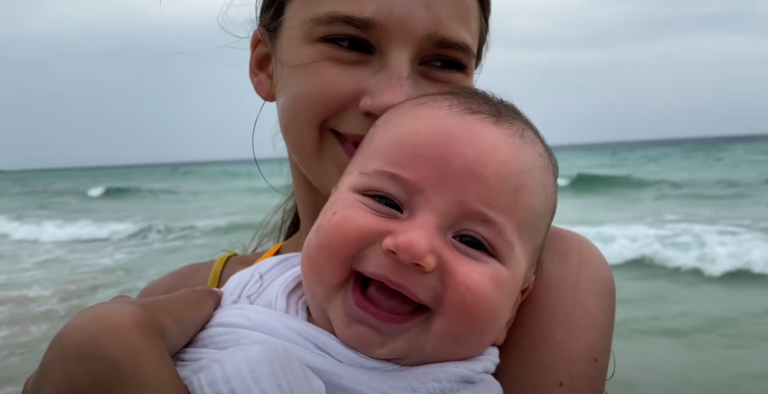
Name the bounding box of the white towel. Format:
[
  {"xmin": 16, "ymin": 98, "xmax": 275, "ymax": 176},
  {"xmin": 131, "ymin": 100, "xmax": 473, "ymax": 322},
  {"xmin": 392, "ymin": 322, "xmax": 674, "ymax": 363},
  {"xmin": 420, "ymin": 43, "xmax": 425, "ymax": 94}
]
[{"xmin": 174, "ymin": 253, "xmax": 502, "ymax": 394}]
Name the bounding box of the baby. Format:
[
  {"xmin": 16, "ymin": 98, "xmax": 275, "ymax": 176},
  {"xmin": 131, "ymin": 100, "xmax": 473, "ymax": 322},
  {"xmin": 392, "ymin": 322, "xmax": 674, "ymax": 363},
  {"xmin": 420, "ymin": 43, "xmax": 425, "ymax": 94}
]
[{"xmin": 174, "ymin": 87, "xmax": 559, "ymax": 394}]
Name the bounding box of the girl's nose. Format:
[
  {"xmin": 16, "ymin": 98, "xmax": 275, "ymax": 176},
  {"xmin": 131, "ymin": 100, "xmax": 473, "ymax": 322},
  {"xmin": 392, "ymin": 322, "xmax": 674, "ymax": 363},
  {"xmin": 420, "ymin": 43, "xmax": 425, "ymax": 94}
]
[{"xmin": 358, "ymin": 60, "xmax": 415, "ymax": 118}]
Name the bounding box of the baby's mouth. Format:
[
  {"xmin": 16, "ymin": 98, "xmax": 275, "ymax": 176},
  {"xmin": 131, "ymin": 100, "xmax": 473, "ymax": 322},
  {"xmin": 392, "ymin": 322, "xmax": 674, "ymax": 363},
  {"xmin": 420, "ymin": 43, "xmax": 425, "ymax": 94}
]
[
  {"xmin": 353, "ymin": 273, "xmax": 430, "ymax": 324},
  {"xmin": 332, "ymin": 129, "xmax": 362, "ymax": 158}
]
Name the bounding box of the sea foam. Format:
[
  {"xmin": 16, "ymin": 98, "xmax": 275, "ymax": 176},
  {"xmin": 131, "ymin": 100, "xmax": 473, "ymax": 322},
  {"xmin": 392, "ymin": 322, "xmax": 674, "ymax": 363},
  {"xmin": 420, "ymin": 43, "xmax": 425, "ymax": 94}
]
[
  {"xmin": 568, "ymin": 222, "xmax": 768, "ymax": 277},
  {"xmin": 0, "ymin": 216, "xmax": 142, "ymax": 243}
]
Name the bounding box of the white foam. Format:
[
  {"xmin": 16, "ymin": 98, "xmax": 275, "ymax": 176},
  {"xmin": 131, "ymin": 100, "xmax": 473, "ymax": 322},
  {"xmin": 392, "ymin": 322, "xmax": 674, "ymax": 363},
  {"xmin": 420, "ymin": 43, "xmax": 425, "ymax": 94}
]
[
  {"xmin": 86, "ymin": 186, "xmax": 108, "ymax": 198},
  {"xmin": 0, "ymin": 216, "xmax": 142, "ymax": 243},
  {"xmin": 0, "ymin": 215, "xmax": 247, "ymax": 244},
  {"xmin": 557, "ymin": 176, "xmax": 572, "ymax": 187},
  {"xmin": 567, "ymin": 222, "xmax": 768, "ymax": 277}
]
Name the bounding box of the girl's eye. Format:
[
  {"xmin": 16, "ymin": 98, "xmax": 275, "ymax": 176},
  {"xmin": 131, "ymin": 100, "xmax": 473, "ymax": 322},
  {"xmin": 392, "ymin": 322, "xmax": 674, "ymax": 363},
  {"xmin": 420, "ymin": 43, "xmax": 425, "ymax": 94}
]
[
  {"xmin": 454, "ymin": 234, "xmax": 493, "ymax": 256},
  {"xmin": 325, "ymin": 36, "xmax": 375, "ymax": 55},
  {"xmin": 425, "ymin": 57, "xmax": 468, "ymax": 72},
  {"xmin": 369, "ymin": 194, "xmax": 403, "ymax": 213}
]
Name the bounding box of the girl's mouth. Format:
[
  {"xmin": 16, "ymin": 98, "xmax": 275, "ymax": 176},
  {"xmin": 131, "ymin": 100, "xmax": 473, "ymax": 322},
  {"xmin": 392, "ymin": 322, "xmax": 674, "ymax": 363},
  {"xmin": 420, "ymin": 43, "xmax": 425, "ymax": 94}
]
[{"xmin": 332, "ymin": 130, "xmax": 362, "ymax": 158}]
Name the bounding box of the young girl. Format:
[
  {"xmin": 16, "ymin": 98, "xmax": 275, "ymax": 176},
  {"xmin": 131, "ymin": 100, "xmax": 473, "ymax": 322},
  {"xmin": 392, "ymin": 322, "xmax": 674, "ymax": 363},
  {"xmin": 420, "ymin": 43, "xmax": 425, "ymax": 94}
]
[{"xmin": 25, "ymin": 0, "xmax": 615, "ymax": 393}]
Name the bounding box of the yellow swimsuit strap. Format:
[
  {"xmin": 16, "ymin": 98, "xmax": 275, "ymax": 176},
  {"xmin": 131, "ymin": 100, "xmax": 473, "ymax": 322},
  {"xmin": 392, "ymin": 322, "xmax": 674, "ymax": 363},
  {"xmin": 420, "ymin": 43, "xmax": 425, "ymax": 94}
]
[
  {"xmin": 254, "ymin": 243, "xmax": 283, "ymax": 265},
  {"xmin": 206, "ymin": 251, "xmax": 238, "ymax": 289},
  {"xmin": 205, "ymin": 243, "xmax": 285, "ymax": 289}
]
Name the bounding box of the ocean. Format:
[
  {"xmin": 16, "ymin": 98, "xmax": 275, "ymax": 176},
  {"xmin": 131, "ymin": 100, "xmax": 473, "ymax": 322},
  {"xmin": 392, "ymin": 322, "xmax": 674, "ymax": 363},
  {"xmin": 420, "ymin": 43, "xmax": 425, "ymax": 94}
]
[{"xmin": 1, "ymin": 135, "xmax": 767, "ymax": 393}]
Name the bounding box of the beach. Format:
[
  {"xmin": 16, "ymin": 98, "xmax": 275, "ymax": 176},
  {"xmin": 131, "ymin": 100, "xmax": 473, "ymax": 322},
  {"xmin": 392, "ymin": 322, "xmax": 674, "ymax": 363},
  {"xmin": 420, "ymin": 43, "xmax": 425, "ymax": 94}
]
[{"xmin": 1, "ymin": 135, "xmax": 767, "ymax": 393}]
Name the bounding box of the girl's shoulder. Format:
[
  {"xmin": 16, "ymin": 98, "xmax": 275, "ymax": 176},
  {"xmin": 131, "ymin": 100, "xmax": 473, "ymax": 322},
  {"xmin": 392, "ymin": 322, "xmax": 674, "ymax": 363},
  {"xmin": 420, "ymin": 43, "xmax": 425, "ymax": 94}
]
[{"xmin": 494, "ymin": 226, "xmax": 615, "ymax": 393}]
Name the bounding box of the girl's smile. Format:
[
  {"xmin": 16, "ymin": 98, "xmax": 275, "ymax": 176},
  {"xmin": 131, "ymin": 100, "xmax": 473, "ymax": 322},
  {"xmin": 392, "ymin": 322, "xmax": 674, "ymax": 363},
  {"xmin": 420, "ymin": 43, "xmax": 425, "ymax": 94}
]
[{"xmin": 332, "ymin": 130, "xmax": 365, "ymax": 158}]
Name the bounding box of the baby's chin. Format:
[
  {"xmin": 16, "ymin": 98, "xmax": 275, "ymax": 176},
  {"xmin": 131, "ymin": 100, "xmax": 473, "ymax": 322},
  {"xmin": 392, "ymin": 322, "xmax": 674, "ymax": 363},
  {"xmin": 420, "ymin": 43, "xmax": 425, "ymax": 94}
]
[
  {"xmin": 367, "ymin": 346, "xmax": 496, "ymax": 367},
  {"xmin": 330, "ymin": 326, "xmax": 422, "ymax": 366},
  {"xmin": 336, "ymin": 330, "xmax": 495, "ymax": 367}
]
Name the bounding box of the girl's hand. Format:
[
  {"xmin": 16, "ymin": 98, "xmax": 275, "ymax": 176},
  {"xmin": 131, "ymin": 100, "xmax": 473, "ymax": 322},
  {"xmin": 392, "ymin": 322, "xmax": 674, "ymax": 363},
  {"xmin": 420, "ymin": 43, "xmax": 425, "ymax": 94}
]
[
  {"xmin": 108, "ymin": 286, "xmax": 223, "ymax": 354},
  {"xmin": 23, "ymin": 287, "xmax": 222, "ymax": 394}
]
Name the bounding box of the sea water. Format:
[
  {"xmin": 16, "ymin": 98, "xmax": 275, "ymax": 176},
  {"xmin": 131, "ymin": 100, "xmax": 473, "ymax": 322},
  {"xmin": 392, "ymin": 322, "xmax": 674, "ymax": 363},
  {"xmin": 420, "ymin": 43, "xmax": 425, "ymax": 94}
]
[{"xmin": 1, "ymin": 136, "xmax": 767, "ymax": 393}]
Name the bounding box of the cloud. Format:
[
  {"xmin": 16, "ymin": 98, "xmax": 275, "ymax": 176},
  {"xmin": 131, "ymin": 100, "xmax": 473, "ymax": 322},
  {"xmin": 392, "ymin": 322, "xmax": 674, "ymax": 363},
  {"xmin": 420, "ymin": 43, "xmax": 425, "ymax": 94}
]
[
  {"xmin": 476, "ymin": 0, "xmax": 768, "ymax": 144},
  {"xmin": 0, "ymin": 0, "xmax": 254, "ymax": 55},
  {"xmin": 492, "ymin": 0, "xmax": 768, "ymax": 48}
]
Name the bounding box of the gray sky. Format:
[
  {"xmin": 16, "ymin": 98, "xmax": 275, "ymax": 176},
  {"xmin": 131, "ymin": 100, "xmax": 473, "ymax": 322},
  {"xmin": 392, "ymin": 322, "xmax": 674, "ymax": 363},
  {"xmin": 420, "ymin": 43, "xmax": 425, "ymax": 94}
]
[{"xmin": 1, "ymin": 0, "xmax": 766, "ymax": 170}]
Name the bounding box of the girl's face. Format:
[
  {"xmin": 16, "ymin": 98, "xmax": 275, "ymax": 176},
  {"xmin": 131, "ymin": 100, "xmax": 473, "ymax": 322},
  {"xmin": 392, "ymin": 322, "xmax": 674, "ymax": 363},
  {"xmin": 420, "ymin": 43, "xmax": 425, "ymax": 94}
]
[{"xmin": 250, "ymin": 0, "xmax": 481, "ymax": 199}]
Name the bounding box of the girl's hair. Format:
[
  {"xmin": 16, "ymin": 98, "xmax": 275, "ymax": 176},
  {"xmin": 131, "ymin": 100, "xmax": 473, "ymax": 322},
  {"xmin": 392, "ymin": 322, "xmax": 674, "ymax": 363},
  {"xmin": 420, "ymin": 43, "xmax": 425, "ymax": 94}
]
[{"xmin": 251, "ymin": 0, "xmax": 492, "ymax": 252}]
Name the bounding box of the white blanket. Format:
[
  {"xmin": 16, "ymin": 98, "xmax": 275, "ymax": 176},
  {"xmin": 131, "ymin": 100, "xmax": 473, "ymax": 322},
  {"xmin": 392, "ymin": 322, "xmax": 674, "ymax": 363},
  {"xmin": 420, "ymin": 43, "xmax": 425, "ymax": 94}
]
[{"xmin": 174, "ymin": 253, "xmax": 502, "ymax": 394}]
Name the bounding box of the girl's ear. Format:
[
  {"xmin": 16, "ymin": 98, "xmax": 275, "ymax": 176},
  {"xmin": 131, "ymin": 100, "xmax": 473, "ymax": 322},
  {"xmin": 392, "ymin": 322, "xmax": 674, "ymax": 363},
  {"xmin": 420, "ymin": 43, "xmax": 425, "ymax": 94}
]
[{"xmin": 249, "ymin": 29, "xmax": 277, "ymax": 102}]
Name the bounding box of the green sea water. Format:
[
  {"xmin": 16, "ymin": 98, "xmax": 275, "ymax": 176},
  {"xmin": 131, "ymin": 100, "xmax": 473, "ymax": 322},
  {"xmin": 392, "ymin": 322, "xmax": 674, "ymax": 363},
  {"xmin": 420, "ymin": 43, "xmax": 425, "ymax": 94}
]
[{"xmin": 1, "ymin": 135, "xmax": 767, "ymax": 393}]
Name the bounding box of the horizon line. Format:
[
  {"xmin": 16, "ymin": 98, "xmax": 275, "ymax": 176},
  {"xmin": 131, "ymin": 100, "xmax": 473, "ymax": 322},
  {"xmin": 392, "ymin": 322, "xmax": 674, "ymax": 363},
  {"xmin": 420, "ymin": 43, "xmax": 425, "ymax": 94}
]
[{"xmin": 2, "ymin": 132, "xmax": 766, "ymax": 173}]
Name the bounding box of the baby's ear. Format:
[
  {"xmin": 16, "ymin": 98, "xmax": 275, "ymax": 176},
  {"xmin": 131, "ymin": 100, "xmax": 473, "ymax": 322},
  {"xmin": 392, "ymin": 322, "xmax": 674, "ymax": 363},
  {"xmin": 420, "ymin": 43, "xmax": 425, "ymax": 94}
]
[
  {"xmin": 519, "ymin": 274, "xmax": 536, "ymax": 303},
  {"xmin": 493, "ymin": 275, "xmax": 535, "ymax": 346}
]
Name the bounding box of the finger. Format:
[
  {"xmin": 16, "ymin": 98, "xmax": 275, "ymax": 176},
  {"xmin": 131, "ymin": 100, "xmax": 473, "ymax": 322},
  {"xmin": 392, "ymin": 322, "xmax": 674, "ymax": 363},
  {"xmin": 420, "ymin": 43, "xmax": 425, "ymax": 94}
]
[
  {"xmin": 110, "ymin": 295, "xmax": 133, "ymax": 301},
  {"xmin": 142, "ymin": 287, "xmax": 223, "ymax": 354}
]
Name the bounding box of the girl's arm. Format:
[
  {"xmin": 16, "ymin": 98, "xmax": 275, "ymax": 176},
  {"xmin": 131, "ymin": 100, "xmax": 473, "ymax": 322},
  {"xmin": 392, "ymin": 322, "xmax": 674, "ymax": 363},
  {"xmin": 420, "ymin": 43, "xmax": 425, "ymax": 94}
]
[
  {"xmin": 23, "ymin": 289, "xmax": 221, "ymax": 394},
  {"xmin": 23, "ymin": 251, "xmax": 257, "ymax": 394},
  {"xmin": 494, "ymin": 227, "xmax": 616, "ymax": 394}
]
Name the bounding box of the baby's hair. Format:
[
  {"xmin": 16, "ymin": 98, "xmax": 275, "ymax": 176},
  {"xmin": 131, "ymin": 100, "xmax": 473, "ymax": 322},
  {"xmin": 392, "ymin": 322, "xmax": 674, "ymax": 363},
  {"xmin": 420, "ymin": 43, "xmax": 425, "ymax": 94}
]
[
  {"xmin": 410, "ymin": 87, "xmax": 559, "ymax": 186},
  {"xmin": 391, "ymin": 87, "xmax": 560, "ymax": 269}
]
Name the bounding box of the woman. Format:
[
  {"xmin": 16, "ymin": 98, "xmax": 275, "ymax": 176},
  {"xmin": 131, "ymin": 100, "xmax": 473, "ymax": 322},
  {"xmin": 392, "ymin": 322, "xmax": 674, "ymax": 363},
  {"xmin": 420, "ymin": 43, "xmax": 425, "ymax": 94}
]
[{"xmin": 26, "ymin": 0, "xmax": 615, "ymax": 393}]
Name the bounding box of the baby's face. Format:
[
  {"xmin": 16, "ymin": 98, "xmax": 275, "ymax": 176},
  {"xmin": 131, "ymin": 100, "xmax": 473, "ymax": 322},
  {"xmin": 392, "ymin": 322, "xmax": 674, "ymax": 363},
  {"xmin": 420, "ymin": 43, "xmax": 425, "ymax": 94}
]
[{"xmin": 301, "ymin": 103, "xmax": 553, "ymax": 366}]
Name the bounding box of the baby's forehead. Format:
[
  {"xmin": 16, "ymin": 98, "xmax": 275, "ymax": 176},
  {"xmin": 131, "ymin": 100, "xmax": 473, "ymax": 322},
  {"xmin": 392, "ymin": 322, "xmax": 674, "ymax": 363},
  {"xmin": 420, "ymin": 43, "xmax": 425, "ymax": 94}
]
[
  {"xmin": 366, "ymin": 108, "xmax": 551, "ymax": 197},
  {"xmin": 374, "ymin": 100, "xmax": 506, "ymax": 139},
  {"xmin": 374, "ymin": 105, "xmax": 546, "ymax": 168},
  {"xmin": 379, "ymin": 97, "xmax": 465, "ymax": 122}
]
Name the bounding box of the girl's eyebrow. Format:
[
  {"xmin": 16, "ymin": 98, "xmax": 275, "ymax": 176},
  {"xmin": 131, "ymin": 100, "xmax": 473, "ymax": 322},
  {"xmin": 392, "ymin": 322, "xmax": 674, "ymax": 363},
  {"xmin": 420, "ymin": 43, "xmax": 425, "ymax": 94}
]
[
  {"xmin": 308, "ymin": 12, "xmax": 381, "ymax": 33},
  {"xmin": 307, "ymin": 12, "xmax": 476, "ymax": 61},
  {"xmin": 427, "ymin": 32, "xmax": 477, "ymax": 61}
]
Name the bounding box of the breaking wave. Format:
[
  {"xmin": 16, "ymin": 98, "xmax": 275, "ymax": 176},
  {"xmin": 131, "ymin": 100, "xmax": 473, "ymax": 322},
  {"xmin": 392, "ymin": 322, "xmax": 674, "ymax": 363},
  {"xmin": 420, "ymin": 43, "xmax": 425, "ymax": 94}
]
[
  {"xmin": 86, "ymin": 185, "xmax": 176, "ymax": 199},
  {"xmin": 0, "ymin": 216, "xmax": 240, "ymax": 243},
  {"xmin": 568, "ymin": 222, "xmax": 768, "ymax": 277},
  {"xmin": 557, "ymin": 173, "xmax": 669, "ymax": 192}
]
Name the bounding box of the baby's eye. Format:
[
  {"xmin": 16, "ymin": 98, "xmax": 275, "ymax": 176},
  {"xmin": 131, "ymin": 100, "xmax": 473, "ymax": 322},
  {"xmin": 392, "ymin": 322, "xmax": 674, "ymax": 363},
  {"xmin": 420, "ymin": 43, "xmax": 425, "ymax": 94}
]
[
  {"xmin": 369, "ymin": 195, "xmax": 403, "ymax": 213},
  {"xmin": 324, "ymin": 36, "xmax": 375, "ymax": 55},
  {"xmin": 454, "ymin": 234, "xmax": 492, "ymax": 256}
]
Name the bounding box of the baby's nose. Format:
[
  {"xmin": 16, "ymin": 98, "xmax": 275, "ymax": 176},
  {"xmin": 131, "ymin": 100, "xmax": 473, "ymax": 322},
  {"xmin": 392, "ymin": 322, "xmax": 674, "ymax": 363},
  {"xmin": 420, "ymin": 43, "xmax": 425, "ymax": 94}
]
[{"xmin": 381, "ymin": 231, "xmax": 438, "ymax": 273}]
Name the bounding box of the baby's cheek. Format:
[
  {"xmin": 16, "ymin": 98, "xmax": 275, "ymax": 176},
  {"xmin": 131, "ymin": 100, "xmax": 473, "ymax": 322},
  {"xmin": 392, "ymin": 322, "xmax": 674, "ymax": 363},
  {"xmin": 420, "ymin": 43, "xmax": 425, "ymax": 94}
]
[
  {"xmin": 444, "ymin": 271, "xmax": 514, "ymax": 332},
  {"xmin": 322, "ymin": 201, "xmax": 376, "ymax": 238},
  {"xmin": 310, "ymin": 203, "xmax": 355, "ymax": 243},
  {"xmin": 304, "ymin": 205, "xmax": 361, "ymax": 275},
  {"xmin": 313, "ymin": 208, "xmax": 339, "ymax": 234}
]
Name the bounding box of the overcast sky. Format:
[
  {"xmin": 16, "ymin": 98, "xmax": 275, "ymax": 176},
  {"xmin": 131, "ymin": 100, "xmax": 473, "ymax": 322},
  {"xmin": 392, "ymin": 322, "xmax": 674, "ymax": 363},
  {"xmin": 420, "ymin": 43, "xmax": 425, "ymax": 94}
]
[{"xmin": 1, "ymin": 0, "xmax": 766, "ymax": 170}]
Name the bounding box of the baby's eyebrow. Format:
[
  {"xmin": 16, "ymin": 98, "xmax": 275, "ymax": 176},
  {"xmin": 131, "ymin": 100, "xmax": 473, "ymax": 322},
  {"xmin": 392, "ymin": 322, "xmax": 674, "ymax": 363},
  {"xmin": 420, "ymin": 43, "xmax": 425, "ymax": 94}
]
[
  {"xmin": 357, "ymin": 169, "xmax": 425, "ymax": 196},
  {"xmin": 363, "ymin": 169, "xmax": 402, "ymax": 182}
]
